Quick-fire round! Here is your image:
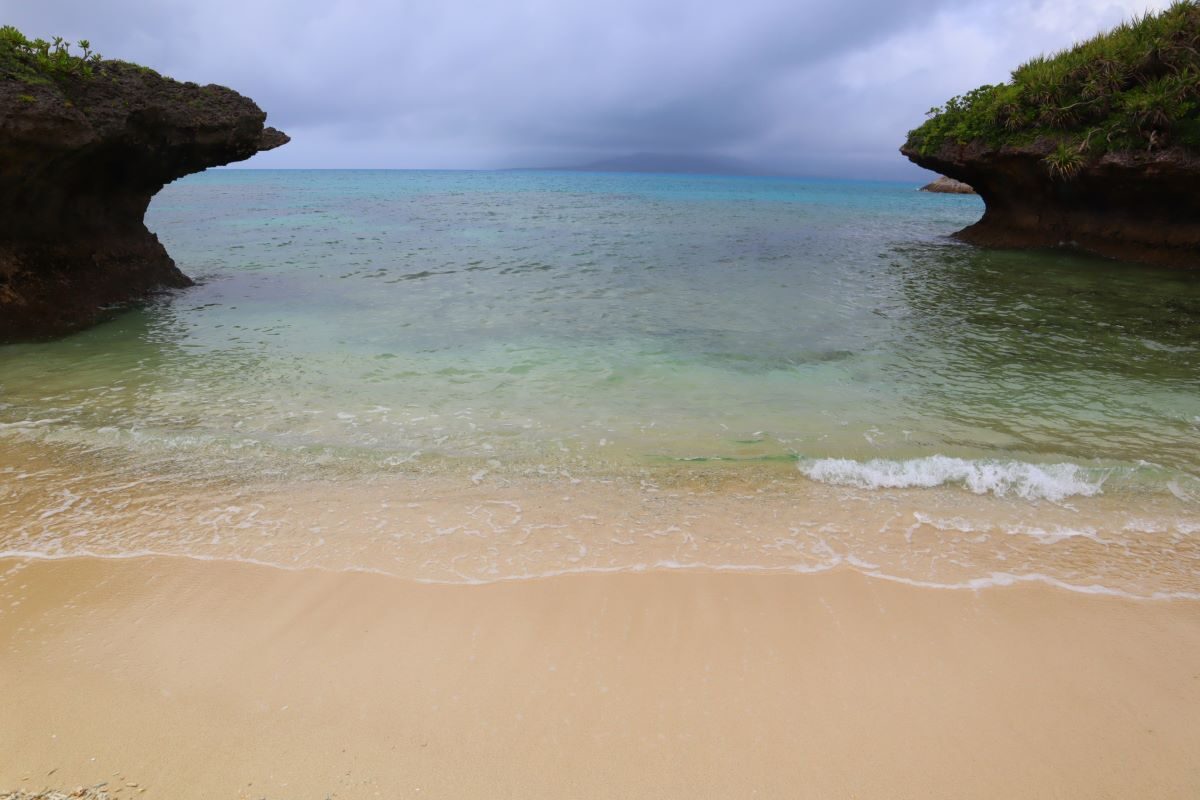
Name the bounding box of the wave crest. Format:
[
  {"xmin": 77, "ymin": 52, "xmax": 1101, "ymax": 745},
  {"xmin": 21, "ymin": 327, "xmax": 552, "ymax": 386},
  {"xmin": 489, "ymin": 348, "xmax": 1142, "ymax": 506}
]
[{"xmin": 798, "ymin": 455, "xmax": 1109, "ymax": 501}]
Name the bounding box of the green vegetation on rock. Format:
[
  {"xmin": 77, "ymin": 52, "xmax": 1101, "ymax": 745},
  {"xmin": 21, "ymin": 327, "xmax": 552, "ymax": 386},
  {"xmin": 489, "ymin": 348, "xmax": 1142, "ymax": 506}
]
[
  {"xmin": 906, "ymin": 1, "xmax": 1200, "ymax": 170},
  {"xmin": 0, "ymin": 24, "xmax": 102, "ymax": 82}
]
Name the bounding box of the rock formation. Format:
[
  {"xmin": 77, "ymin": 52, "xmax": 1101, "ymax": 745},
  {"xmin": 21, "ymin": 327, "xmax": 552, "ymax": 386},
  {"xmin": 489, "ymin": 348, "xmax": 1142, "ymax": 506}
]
[
  {"xmin": 902, "ymin": 141, "xmax": 1200, "ymax": 267},
  {"xmin": 919, "ymin": 176, "xmax": 975, "ymax": 194},
  {"xmin": 1, "ymin": 32, "xmax": 287, "ymax": 342},
  {"xmin": 901, "ymin": 1, "xmax": 1200, "ymax": 268}
]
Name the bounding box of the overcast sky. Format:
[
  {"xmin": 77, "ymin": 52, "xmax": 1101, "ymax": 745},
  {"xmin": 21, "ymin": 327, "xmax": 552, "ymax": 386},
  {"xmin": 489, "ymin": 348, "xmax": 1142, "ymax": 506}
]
[{"xmin": 2, "ymin": 0, "xmax": 1172, "ymax": 179}]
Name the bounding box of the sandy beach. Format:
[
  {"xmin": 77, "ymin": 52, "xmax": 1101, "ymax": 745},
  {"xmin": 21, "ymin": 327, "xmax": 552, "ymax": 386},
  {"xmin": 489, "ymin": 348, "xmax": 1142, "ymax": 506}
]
[{"xmin": 2, "ymin": 555, "xmax": 1197, "ymax": 799}]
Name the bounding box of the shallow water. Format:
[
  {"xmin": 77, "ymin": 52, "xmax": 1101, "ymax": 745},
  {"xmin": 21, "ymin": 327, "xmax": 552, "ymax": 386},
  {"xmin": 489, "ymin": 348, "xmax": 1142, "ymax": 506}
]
[{"xmin": 1, "ymin": 170, "xmax": 1198, "ymax": 594}]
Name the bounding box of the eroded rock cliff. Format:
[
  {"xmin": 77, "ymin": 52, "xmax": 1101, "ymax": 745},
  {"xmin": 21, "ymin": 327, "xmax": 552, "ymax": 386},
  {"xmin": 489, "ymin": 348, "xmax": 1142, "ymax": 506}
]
[
  {"xmin": 1, "ymin": 33, "xmax": 287, "ymax": 341},
  {"xmin": 902, "ymin": 141, "xmax": 1200, "ymax": 266}
]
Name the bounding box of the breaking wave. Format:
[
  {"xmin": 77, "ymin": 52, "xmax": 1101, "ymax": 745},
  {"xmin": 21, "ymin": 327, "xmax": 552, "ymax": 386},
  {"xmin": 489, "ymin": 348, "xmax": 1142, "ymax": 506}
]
[{"xmin": 798, "ymin": 455, "xmax": 1111, "ymax": 502}]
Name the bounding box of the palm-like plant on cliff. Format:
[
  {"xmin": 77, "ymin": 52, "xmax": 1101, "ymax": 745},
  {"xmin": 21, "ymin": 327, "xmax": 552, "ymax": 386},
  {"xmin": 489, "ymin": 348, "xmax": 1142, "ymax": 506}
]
[{"xmin": 0, "ymin": 25, "xmax": 102, "ymax": 81}]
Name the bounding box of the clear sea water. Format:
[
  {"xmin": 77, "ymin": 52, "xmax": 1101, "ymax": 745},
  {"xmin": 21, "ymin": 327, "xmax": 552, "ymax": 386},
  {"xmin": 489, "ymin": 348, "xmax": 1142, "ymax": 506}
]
[{"xmin": 2, "ymin": 170, "xmax": 1198, "ymax": 594}]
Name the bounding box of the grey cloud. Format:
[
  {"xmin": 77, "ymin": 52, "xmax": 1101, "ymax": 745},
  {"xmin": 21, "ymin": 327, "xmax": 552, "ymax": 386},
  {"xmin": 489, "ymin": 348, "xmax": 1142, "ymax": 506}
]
[{"xmin": 1, "ymin": 0, "xmax": 1171, "ymax": 179}]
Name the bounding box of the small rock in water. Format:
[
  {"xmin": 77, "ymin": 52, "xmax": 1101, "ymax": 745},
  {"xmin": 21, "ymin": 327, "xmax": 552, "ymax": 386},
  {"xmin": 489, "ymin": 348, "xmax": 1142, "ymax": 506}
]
[{"xmin": 919, "ymin": 175, "xmax": 976, "ymax": 194}]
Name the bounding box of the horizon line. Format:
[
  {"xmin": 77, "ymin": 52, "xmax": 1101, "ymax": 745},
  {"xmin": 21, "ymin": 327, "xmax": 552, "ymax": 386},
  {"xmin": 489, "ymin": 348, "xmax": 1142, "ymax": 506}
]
[{"xmin": 216, "ymin": 166, "xmax": 936, "ymax": 183}]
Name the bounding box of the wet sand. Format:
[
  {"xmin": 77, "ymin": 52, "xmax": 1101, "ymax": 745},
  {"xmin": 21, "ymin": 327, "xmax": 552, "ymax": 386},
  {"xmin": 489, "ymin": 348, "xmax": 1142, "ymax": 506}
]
[{"xmin": 1, "ymin": 555, "xmax": 1198, "ymax": 799}]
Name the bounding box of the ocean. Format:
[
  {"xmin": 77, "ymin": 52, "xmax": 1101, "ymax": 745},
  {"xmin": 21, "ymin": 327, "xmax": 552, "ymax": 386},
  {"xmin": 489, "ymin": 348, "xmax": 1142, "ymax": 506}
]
[{"xmin": 1, "ymin": 169, "xmax": 1197, "ymax": 595}]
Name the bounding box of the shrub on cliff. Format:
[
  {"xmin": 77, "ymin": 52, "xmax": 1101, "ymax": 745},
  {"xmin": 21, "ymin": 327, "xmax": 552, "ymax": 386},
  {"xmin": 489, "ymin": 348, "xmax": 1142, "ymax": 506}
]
[
  {"xmin": 0, "ymin": 25, "xmax": 102, "ymax": 81},
  {"xmin": 906, "ymin": 1, "xmax": 1200, "ymax": 169}
]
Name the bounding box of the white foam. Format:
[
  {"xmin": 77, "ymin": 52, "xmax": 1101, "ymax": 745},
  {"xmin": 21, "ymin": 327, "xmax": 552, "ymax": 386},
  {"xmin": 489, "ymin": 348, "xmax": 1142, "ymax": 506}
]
[
  {"xmin": 858, "ymin": 568, "xmax": 1200, "ymax": 601},
  {"xmin": 37, "ymin": 489, "xmax": 82, "ymax": 520},
  {"xmin": 0, "ymin": 417, "xmax": 64, "ymax": 430},
  {"xmin": 912, "ymin": 512, "xmax": 1100, "ymax": 545},
  {"xmin": 1167, "ymin": 478, "xmax": 1200, "ymax": 504},
  {"xmin": 799, "ymin": 455, "xmax": 1109, "ymax": 502}
]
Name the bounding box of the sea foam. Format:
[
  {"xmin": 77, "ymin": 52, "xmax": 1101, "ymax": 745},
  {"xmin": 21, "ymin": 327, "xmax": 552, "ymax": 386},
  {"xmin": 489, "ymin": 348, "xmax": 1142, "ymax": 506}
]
[{"xmin": 798, "ymin": 455, "xmax": 1109, "ymax": 501}]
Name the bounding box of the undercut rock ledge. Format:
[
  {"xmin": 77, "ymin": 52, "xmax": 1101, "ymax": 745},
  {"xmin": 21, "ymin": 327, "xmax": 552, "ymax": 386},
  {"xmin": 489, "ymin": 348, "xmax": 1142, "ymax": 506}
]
[
  {"xmin": 902, "ymin": 140, "xmax": 1200, "ymax": 268},
  {"xmin": 0, "ymin": 59, "xmax": 287, "ymax": 342}
]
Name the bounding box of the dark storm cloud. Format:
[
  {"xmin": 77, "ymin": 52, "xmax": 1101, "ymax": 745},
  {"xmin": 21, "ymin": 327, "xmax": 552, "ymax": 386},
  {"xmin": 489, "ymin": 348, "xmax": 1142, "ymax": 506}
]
[{"xmin": 1, "ymin": 0, "xmax": 1170, "ymax": 178}]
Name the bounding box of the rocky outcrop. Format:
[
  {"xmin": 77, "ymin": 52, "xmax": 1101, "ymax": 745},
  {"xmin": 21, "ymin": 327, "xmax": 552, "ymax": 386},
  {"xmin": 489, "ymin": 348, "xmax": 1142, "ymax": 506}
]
[
  {"xmin": 901, "ymin": 141, "xmax": 1200, "ymax": 268},
  {"xmin": 919, "ymin": 175, "xmax": 975, "ymax": 194},
  {"xmin": 1, "ymin": 56, "xmax": 287, "ymax": 342}
]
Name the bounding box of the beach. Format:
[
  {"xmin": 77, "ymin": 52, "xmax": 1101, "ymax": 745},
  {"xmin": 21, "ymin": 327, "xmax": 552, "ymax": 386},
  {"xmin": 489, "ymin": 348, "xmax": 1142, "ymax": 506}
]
[{"xmin": 2, "ymin": 554, "xmax": 1198, "ymax": 799}]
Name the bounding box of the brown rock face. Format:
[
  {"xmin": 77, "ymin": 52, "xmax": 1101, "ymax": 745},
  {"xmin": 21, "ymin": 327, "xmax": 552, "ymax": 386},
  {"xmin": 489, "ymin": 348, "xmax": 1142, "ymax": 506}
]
[
  {"xmin": 901, "ymin": 141, "xmax": 1200, "ymax": 268},
  {"xmin": 0, "ymin": 61, "xmax": 288, "ymax": 342}
]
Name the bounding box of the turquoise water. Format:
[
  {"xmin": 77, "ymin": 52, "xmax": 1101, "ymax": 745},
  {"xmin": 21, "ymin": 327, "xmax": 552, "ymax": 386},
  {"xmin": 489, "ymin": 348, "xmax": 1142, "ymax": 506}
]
[
  {"xmin": 1, "ymin": 170, "xmax": 1198, "ymax": 592},
  {"xmin": 5, "ymin": 170, "xmax": 1199, "ymax": 480}
]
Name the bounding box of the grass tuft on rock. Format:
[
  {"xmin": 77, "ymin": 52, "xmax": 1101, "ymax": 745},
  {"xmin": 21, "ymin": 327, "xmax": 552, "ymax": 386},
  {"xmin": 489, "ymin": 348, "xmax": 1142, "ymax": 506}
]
[{"xmin": 906, "ymin": 1, "xmax": 1200, "ymax": 173}]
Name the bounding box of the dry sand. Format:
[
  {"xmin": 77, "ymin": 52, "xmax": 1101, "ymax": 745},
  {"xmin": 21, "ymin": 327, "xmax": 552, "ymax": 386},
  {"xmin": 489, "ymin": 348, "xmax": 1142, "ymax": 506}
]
[{"xmin": 1, "ymin": 556, "xmax": 1198, "ymax": 799}]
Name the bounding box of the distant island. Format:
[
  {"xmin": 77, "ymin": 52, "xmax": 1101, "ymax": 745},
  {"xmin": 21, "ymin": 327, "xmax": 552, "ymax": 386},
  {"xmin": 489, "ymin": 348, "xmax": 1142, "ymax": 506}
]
[
  {"xmin": 902, "ymin": 1, "xmax": 1200, "ymax": 267},
  {"xmin": 0, "ymin": 26, "xmax": 287, "ymax": 342},
  {"xmin": 522, "ymin": 152, "xmax": 770, "ymax": 175}
]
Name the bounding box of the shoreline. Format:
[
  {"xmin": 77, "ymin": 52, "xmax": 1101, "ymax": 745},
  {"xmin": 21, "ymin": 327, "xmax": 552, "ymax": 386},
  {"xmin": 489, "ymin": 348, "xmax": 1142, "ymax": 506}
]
[
  {"xmin": 3, "ymin": 548, "xmax": 1199, "ymax": 601},
  {"xmin": 4, "ymin": 459, "xmax": 1197, "ymax": 599},
  {"xmin": 2, "ymin": 555, "xmax": 1198, "ymax": 799}
]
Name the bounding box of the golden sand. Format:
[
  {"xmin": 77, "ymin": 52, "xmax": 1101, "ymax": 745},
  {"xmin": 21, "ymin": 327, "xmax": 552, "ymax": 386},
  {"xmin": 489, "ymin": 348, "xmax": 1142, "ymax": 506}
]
[{"xmin": 1, "ymin": 555, "xmax": 1198, "ymax": 799}]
